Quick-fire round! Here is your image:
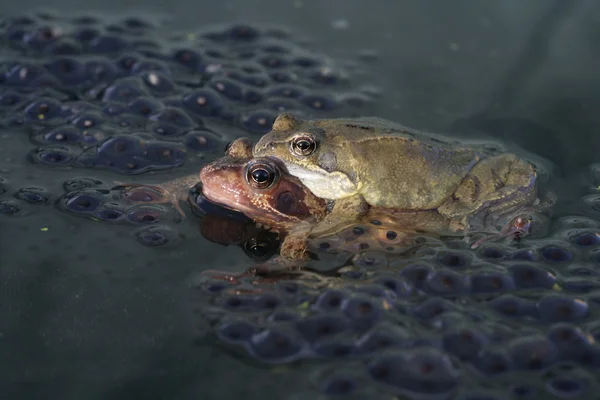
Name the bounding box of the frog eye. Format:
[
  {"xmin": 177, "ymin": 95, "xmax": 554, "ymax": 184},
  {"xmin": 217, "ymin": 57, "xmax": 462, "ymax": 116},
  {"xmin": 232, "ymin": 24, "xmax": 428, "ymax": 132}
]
[
  {"xmin": 246, "ymin": 161, "xmax": 279, "ymax": 189},
  {"xmin": 290, "ymin": 135, "xmax": 316, "ymax": 156}
]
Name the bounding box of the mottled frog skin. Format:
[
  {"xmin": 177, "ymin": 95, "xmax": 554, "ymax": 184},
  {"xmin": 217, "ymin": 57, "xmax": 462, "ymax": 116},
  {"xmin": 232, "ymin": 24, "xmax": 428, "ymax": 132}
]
[{"xmin": 253, "ymin": 113, "xmax": 551, "ymax": 234}]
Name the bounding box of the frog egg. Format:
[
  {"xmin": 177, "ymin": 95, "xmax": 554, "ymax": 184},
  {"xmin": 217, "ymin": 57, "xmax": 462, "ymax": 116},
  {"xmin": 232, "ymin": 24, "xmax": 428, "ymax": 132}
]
[
  {"xmin": 352, "ymin": 251, "xmax": 388, "ymax": 268},
  {"xmin": 268, "ymin": 310, "xmax": 300, "ymax": 323},
  {"xmin": 314, "ymin": 289, "xmax": 347, "ymax": 312},
  {"xmin": 310, "ymin": 67, "xmax": 342, "ymax": 85},
  {"xmin": 126, "ymin": 97, "xmax": 161, "ymax": 117},
  {"xmin": 170, "ymin": 48, "xmax": 203, "ymax": 70},
  {"xmin": 182, "ymin": 88, "xmax": 224, "ymax": 117},
  {"xmin": 0, "ymin": 90, "xmax": 24, "ymax": 108},
  {"xmin": 571, "ymin": 231, "xmax": 600, "ymax": 247},
  {"xmin": 259, "ymin": 55, "xmax": 289, "ymax": 69},
  {"xmin": 150, "ymin": 122, "xmax": 184, "ymax": 137},
  {"xmin": 300, "ymin": 93, "xmax": 337, "ymax": 111},
  {"xmin": 141, "ymin": 71, "xmax": 175, "ymax": 94},
  {"xmin": 267, "ymin": 84, "xmax": 305, "ymax": 98},
  {"xmin": 425, "ymin": 268, "xmax": 471, "ymax": 296},
  {"xmin": 547, "ymin": 323, "xmax": 593, "ymax": 355},
  {"xmin": 71, "ymin": 112, "xmax": 104, "ymax": 129},
  {"xmin": 507, "ymin": 263, "xmax": 557, "ymax": 289},
  {"xmin": 454, "ymin": 391, "xmax": 505, "ymax": 400},
  {"xmin": 545, "ymin": 373, "xmax": 590, "ymax": 399},
  {"xmin": 374, "ymin": 276, "xmax": 413, "ymax": 299},
  {"xmin": 341, "ymin": 295, "xmax": 383, "ymax": 331},
  {"xmin": 142, "ymin": 142, "xmax": 185, "ymax": 167},
  {"xmin": 84, "ymin": 59, "xmax": 119, "ymax": 83},
  {"xmin": 472, "ymin": 348, "xmax": 513, "ymax": 376},
  {"xmin": 45, "ymin": 57, "xmax": 88, "ymax": 86},
  {"xmin": 15, "ymin": 187, "xmax": 49, "ymax": 204},
  {"xmin": 242, "ymin": 88, "xmax": 263, "ymax": 104},
  {"xmin": 240, "ymin": 109, "xmax": 276, "ymax": 134},
  {"xmin": 29, "ymin": 147, "xmax": 74, "ymax": 165},
  {"xmin": 88, "ymin": 34, "xmax": 129, "ymax": 53},
  {"xmin": 97, "ymin": 135, "xmax": 143, "ymax": 157},
  {"xmin": 565, "ymin": 263, "xmax": 600, "ymax": 277},
  {"xmin": 436, "ymin": 250, "xmax": 472, "ymax": 268},
  {"xmin": 40, "ymin": 126, "xmax": 81, "ymax": 144},
  {"xmin": 102, "ymin": 78, "xmax": 147, "ymax": 103},
  {"xmin": 184, "ymin": 129, "xmax": 220, "ymax": 152},
  {"xmin": 120, "ymin": 185, "xmax": 166, "ymax": 204},
  {"xmin": 95, "ymin": 208, "xmax": 124, "ymax": 221},
  {"xmin": 320, "ymin": 375, "xmax": 357, "ymax": 396},
  {"xmin": 0, "ymin": 200, "xmax": 21, "ymax": 215},
  {"xmin": 356, "ymin": 326, "xmax": 406, "ymax": 353},
  {"xmin": 126, "ymin": 207, "xmax": 161, "ymax": 224},
  {"xmin": 489, "ymin": 295, "xmax": 539, "ymax": 319},
  {"xmin": 308, "ymin": 237, "xmax": 343, "ymax": 253},
  {"xmin": 296, "ymin": 314, "xmax": 350, "ymax": 343},
  {"xmin": 209, "ymin": 78, "xmax": 243, "ymax": 101},
  {"xmin": 25, "ymin": 97, "xmax": 64, "ymax": 122},
  {"xmin": 477, "ymin": 245, "xmax": 509, "ymax": 260},
  {"xmin": 315, "ymin": 338, "xmax": 359, "ymax": 359},
  {"xmin": 216, "ymin": 319, "xmax": 258, "ymax": 344},
  {"xmin": 247, "ymin": 327, "xmax": 307, "ymax": 363},
  {"xmin": 410, "ymin": 297, "xmax": 455, "ymax": 320},
  {"xmin": 399, "ymin": 263, "xmax": 434, "ymax": 291},
  {"xmin": 366, "ymin": 348, "xmax": 460, "ymax": 397},
  {"xmin": 0, "ymin": 177, "xmax": 8, "ymax": 195},
  {"xmin": 269, "ymin": 71, "xmax": 296, "ymax": 83},
  {"xmin": 442, "ymin": 326, "xmax": 489, "ymax": 361},
  {"xmin": 508, "ymin": 336, "xmax": 558, "ymax": 370},
  {"xmin": 264, "ymin": 97, "xmax": 302, "ymax": 112},
  {"xmin": 63, "ymin": 192, "xmax": 102, "ymax": 213},
  {"xmin": 22, "ymin": 25, "xmax": 62, "ymax": 50},
  {"xmin": 541, "ymin": 245, "xmax": 574, "ymax": 263},
  {"xmin": 537, "ymin": 294, "xmax": 588, "ymax": 323},
  {"xmin": 63, "ymin": 177, "xmax": 103, "ymax": 192},
  {"xmin": 149, "ymin": 106, "xmax": 194, "ymax": 127},
  {"xmin": 471, "ymin": 271, "xmax": 516, "ymax": 295},
  {"xmin": 510, "ymin": 248, "xmax": 538, "ymax": 261}
]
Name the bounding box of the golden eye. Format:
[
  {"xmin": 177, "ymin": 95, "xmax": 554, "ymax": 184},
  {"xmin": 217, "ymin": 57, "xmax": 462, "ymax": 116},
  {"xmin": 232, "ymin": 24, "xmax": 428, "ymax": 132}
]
[
  {"xmin": 290, "ymin": 135, "xmax": 316, "ymax": 156},
  {"xmin": 246, "ymin": 161, "xmax": 278, "ymax": 189}
]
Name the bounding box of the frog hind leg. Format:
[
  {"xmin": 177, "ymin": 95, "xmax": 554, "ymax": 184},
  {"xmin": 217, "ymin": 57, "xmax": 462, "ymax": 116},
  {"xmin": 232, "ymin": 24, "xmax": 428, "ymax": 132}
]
[
  {"xmin": 437, "ymin": 153, "xmax": 538, "ymax": 221},
  {"xmin": 309, "ymin": 195, "xmax": 369, "ymax": 237},
  {"xmin": 115, "ymin": 173, "xmax": 200, "ymax": 219},
  {"xmin": 277, "ymin": 195, "xmax": 369, "ymax": 260}
]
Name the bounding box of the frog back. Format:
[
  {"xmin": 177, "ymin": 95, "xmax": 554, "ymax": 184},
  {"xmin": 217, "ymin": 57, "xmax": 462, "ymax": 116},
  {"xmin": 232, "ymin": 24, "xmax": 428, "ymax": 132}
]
[{"xmin": 316, "ymin": 119, "xmax": 486, "ymax": 209}]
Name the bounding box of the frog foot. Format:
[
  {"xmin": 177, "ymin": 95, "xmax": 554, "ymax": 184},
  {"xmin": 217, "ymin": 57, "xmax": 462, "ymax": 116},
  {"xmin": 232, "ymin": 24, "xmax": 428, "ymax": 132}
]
[
  {"xmin": 468, "ymin": 214, "xmax": 533, "ymax": 249},
  {"xmin": 278, "ymin": 227, "xmax": 316, "ymax": 261},
  {"xmin": 115, "ymin": 181, "xmax": 187, "ymax": 220}
]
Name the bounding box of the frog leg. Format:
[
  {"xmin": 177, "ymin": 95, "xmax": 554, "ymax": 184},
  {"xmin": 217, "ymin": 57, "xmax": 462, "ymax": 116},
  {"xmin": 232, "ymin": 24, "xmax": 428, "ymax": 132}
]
[
  {"xmin": 437, "ymin": 153, "xmax": 538, "ymax": 221},
  {"xmin": 278, "ymin": 195, "xmax": 369, "ymax": 260},
  {"xmin": 115, "ymin": 173, "xmax": 200, "ymax": 219},
  {"xmin": 309, "ymin": 195, "xmax": 370, "ymax": 237}
]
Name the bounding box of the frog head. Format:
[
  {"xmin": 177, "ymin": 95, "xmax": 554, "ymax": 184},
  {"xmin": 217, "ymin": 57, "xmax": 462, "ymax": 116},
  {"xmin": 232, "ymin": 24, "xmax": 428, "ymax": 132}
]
[
  {"xmin": 253, "ymin": 113, "xmax": 360, "ymax": 200},
  {"xmin": 200, "ymin": 137, "xmax": 327, "ymax": 228}
]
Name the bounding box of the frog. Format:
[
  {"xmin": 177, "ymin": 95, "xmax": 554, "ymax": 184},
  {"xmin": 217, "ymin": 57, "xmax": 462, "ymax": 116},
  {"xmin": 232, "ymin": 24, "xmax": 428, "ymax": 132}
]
[
  {"xmin": 198, "ymin": 139, "xmax": 540, "ymax": 261},
  {"xmin": 253, "ymin": 113, "xmax": 554, "ymax": 241}
]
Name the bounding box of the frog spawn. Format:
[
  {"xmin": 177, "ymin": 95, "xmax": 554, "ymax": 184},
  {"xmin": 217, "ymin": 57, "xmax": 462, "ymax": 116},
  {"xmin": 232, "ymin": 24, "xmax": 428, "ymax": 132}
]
[
  {"xmin": 4, "ymin": 11, "xmax": 600, "ymax": 400},
  {"xmin": 186, "ymin": 190, "xmax": 600, "ymax": 399},
  {"xmin": 49, "ymin": 154, "xmax": 600, "ymax": 398},
  {"xmin": 0, "ymin": 14, "xmax": 374, "ymax": 176}
]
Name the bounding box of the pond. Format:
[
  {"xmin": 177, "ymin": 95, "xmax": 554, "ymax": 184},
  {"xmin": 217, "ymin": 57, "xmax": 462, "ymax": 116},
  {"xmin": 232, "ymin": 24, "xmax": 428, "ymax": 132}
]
[{"xmin": 1, "ymin": 1, "xmax": 600, "ymax": 399}]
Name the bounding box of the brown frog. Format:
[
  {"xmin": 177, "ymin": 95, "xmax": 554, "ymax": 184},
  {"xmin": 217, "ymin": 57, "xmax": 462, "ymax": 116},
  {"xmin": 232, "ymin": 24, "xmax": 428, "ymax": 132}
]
[
  {"xmin": 253, "ymin": 113, "xmax": 554, "ymax": 240},
  {"xmin": 198, "ymin": 140, "xmax": 537, "ymax": 260}
]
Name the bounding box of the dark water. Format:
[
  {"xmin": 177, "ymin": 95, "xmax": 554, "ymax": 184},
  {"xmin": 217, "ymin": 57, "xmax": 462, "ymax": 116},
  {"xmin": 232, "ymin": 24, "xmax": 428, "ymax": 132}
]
[{"xmin": 2, "ymin": 1, "xmax": 600, "ymax": 399}]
